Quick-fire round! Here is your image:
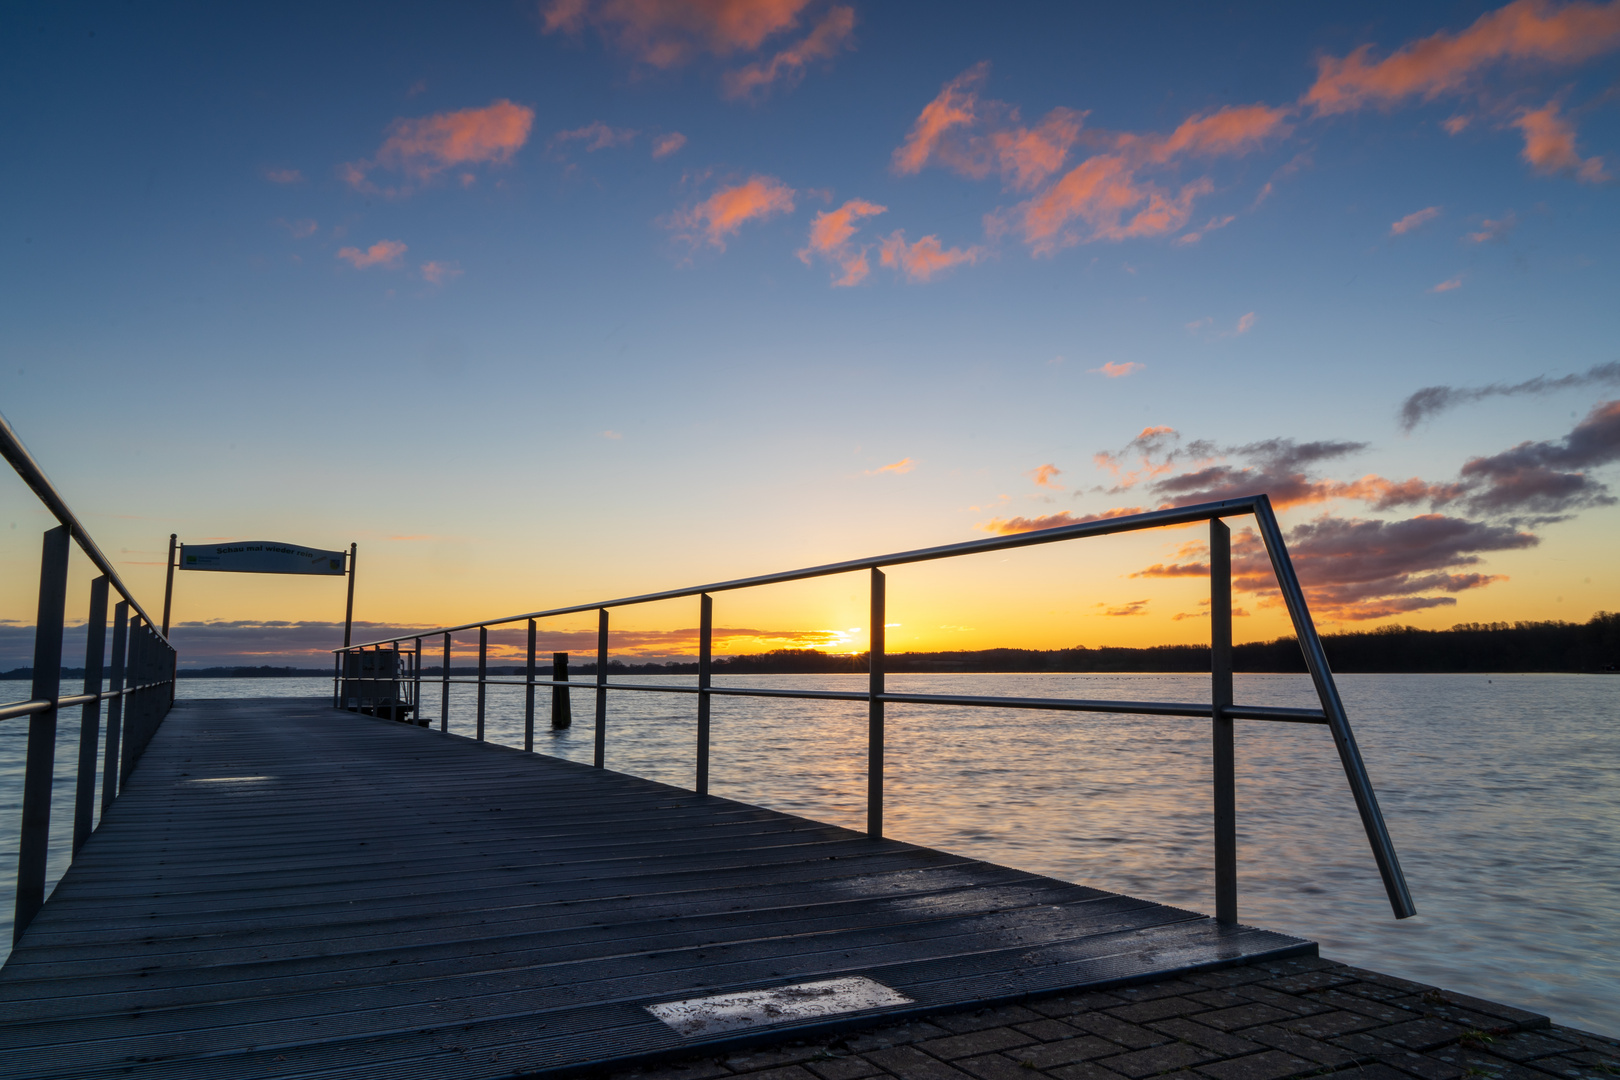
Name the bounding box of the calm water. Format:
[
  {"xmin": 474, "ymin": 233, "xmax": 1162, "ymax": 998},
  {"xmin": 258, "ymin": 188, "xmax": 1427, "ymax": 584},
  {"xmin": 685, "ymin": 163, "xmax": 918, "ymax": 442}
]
[{"xmin": 1, "ymin": 672, "xmax": 1615, "ymax": 1034}]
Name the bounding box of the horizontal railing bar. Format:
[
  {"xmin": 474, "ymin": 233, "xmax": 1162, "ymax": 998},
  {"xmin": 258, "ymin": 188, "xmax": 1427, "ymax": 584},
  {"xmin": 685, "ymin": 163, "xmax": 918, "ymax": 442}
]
[
  {"xmin": 0, "ymin": 410, "xmax": 171, "ymax": 642},
  {"xmin": 0, "ymin": 683, "xmax": 170, "ymax": 721},
  {"xmin": 341, "ymin": 497, "xmax": 1262, "ymax": 651}
]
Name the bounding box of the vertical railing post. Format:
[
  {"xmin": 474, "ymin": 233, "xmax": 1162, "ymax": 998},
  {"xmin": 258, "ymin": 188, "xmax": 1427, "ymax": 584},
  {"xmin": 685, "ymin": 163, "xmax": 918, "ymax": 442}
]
[
  {"xmin": 696, "ymin": 593, "xmax": 712, "ymax": 795},
  {"xmin": 121, "ymin": 618, "xmax": 143, "ymax": 786},
  {"xmin": 1210, "ymin": 518, "xmax": 1237, "ymax": 925},
  {"xmin": 102, "ymin": 601, "xmax": 128, "ymax": 814},
  {"xmin": 161, "ymin": 533, "xmax": 176, "ymax": 638},
  {"xmin": 440, "ymin": 633, "xmax": 450, "ymax": 733},
  {"xmin": 413, "ymin": 637, "xmax": 423, "ymax": 726},
  {"xmin": 868, "ymin": 567, "xmax": 885, "ymax": 839},
  {"xmin": 332, "ymin": 650, "xmax": 341, "ymax": 708},
  {"xmin": 524, "ymin": 620, "xmax": 536, "ymax": 752},
  {"xmin": 16, "ymin": 525, "xmax": 70, "ymax": 944},
  {"xmin": 551, "ymin": 653, "xmax": 572, "ymax": 728},
  {"xmin": 72, "ymin": 576, "xmax": 110, "ymax": 856},
  {"xmin": 476, "ymin": 627, "xmax": 487, "ymax": 742},
  {"xmin": 594, "ymin": 608, "xmax": 608, "ymax": 769}
]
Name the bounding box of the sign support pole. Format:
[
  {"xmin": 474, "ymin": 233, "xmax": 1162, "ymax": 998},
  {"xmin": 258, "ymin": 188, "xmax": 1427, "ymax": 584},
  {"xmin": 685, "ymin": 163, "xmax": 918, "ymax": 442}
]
[
  {"xmin": 161, "ymin": 534, "xmax": 177, "ymax": 638},
  {"xmin": 343, "ymin": 543, "xmax": 357, "ymax": 648}
]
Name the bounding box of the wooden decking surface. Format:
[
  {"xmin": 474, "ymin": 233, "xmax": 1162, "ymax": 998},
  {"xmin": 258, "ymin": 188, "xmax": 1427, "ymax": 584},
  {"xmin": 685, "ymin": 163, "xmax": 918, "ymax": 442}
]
[{"xmin": 0, "ymin": 698, "xmax": 1310, "ymax": 1079}]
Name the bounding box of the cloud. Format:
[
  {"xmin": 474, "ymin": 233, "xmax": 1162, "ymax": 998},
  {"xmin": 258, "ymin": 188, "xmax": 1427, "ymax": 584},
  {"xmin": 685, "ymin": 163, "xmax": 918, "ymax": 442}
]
[
  {"xmin": 798, "ymin": 197, "xmax": 886, "ymax": 285},
  {"xmin": 1143, "ymin": 437, "xmax": 1380, "ymax": 510},
  {"xmin": 877, "ymin": 230, "xmax": 983, "ymax": 282},
  {"xmin": 552, "ymin": 120, "xmax": 639, "ymax": 151},
  {"xmin": 264, "ymin": 168, "xmax": 304, "ymax": 184},
  {"xmin": 723, "ymin": 5, "xmax": 854, "ymax": 99},
  {"xmin": 1455, "ymin": 399, "xmax": 1620, "ymax": 516},
  {"xmin": 337, "ymin": 240, "xmax": 408, "ymax": 269},
  {"xmin": 1235, "ymin": 312, "xmax": 1257, "ymax": 334},
  {"xmin": 1390, "ymin": 206, "xmax": 1442, "ymax": 235},
  {"xmin": 651, "ymin": 132, "xmax": 688, "ymax": 158},
  {"xmin": 1187, "ymin": 312, "xmax": 1257, "ymax": 338},
  {"xmin": 1444, "ymin": 114, "xmax": 1473, "ymax": 134},
  {"xmin": 1398, "ymin": 361, "xmax": 1620, "ymax": 428},
  {"xmin": 867, "ymin": 457, "xmax": 915, "ymax": 475},
  {"xmin": 275, "ymin": 218, "xmax": 318, "ymax": 238},
  {"xmin": 1028, "ymin": 464, "xmax": 1063, "ymax": 489},
  {"xmin": 420, "ymin": 260, "xmax": 463, "ymax": 284},
  {"xmin": 1304, "ymin": 0, "xmax": 1620, "ymax": 116},
  {"xmin": 891, "ymin": 62, "xmax": 991, "ymax": 177},
  {"xmin": 601, "ymin": 429, "xmax": 623, "ymax": 439},
  {"xmin": 1465, "ymin": 211, "xmax": 1518, "ymax": 242},
  {"xmin": 1174, "ymin": 214, "xmax": 1235, "ymax": 245},
  {"xmin": 1098, "ymin": 600, "xmax": 1151, "ymax": 617},
  {"xmin": 667, "ymin": 175, "xmax": 796, "ymax": 250},
  {"xmin": 1150, "ymin": 104, "xmax": 1294, "ymax": 160},
  {"xmin": 978, "ymin": 506, "xmax": 1145, "ymax": 536},
  {"xmin": 1091, "ymin": 361, "xmax": 1144, "ymax": 378},
  {"xmin": 1431, "ymin": 276, "xmax": 1463, "ymax": 292},
  {"xmin": 343, "ymin": 99, "xmax": 534, "ymax": 194},
  {"xmin": 1513, "ymin": 102, "xmax": 1610, "ymax": 180}
]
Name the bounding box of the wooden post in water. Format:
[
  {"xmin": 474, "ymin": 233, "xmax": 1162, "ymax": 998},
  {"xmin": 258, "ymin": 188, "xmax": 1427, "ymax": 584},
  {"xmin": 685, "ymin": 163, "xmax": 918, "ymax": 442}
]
[
  {"xmin": 1210, "ymin": 518, "xmax": 1237, "ymax": 925},
  {"xmin": 552, "ymin": 652, "xmax": 572, "ymax": 729}
]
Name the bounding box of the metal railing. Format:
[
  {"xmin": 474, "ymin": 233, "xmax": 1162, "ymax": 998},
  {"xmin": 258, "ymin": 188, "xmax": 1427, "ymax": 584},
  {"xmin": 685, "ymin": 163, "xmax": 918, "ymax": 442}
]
[
  {"xmin": 338, "ymin": 494, "xmax": 1416, "ymax": 922},
  {"xmin": 0, "ymin": 411, "xmax": 178, "ymax": 944}
]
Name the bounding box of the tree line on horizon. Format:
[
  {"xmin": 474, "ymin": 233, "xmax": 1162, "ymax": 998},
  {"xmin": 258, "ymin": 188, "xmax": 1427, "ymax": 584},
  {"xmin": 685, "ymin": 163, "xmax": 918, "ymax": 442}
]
[{"xmin": 7, "ymin": 612, "xmax": 1615, "ymax": 679}]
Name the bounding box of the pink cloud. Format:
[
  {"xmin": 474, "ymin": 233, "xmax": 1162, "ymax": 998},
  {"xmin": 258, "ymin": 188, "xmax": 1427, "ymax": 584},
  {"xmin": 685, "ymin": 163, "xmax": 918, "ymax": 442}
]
[
  {"xmin": 1465, "ymin": 212, "xmax": 1518, "ymax": 242},
  {"xmin": 552, "ymin": 121, "xmax": 639, "ymax": 151},
  {"xmin": 798, "ymin": 197, "xmax": 886, "ymax": 285},
  {"xmin": 1431, "ymin": 276, "xmax": 1464, "ymax": 292},
  {"xmin": 867, "ymin": 457, "xmax": 915, "ymax": 475},
  {"xmin": 1028, "ymin": 464, "xmax": 1064, "ymax": 489},
  {"xmin": 667, "ymin": 175, "xmax": 796, "ymax": 250},
  {"xmin": 651, "ymin": 132, "xmax": 688, "ymax": 158},
  {"xmin": 1390, "ymin": 206, "xmax": 1442, "ymax": 235},
  {"xmin": 979, "ymin": 506, "xmax": 1146, "ymax": 536},
  {"xmin": 1513, "ymin": 103, "xmax": 1609, "ymax": 181},
  {"xmin": 420, "ymin": 260, "xmax": 463, "ymax": 284},
  {"xmin": 344, "ymin": 99, "xmax": 534, "ymax": 194},
  {"xmin": 723, "ymin": 5, "xmax": 855, "ymax": 99},
  {"xmin": 336, "ymin": 240, "xmax": 408, "ymax": 269},
  {"xmin": 877, "ymin": 230, "xmax": 982, "ymax": 282},
  {"xmin": 1091, "ymin": 361, "xmax": 1144, "ymax": 378}
]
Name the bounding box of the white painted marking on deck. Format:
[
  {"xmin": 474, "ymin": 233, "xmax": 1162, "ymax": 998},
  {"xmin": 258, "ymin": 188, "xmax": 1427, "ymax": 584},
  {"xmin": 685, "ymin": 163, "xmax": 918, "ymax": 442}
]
[{"xmin": 646, "ymin": 976, "xmax": 913, "ymax": 1037}]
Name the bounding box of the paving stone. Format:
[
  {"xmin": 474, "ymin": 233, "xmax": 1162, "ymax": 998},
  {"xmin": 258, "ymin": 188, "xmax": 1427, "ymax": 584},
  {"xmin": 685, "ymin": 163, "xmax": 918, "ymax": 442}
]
[
  {"xmin": 1149, "ymin": 1017, "xmax": 1265, "ymax": 1056},
  {"xmin": 1529, "ymin": 1054, "xmax": 1620, "ymax": 1080},
  {"xmin": 1183, "ymin": 968, "xmax": 1276, "ymax": 990},
  {"xmin": 1335, "ymin": 968, "xmax": 1434, "ymax": 996},
  {"xmin": 845, "ymin": 1022, "xmax": 954, "ymax": 1053},
  {"xmin": 1557, "ymin": 1048, "xmax": 1620, "ymax": 1068},
  {"xmin": 1379, "ymin": 1018, "xmax": 1470, "ymax": 1053},
  {"xmin": 1338, "ymin": 980, "xmax": 1420, "ymax": 1004},
  {"xmin": 1047, "ymin": 1063, "xmax": 1130, "ymax": 1080},
  {"xmin": 1031, "ymin": 992, "xmax": 1127, "ymax": 1019},
  {"xmin": 728, "ymin": 1047, "xmax": 834, "ymax": 1071},
  {"xmin": 1230, "ymin": 985, "xmax": 1330, "ymax": 1017},
  {"xmin": 1194, "ymin": 1050, "xmax": 1315, "ymax": 1080},
  {"xmin": 1434, "ymin": 1051, "xmax": 1559, "ymax": 1080},
  {"xmin": 1256, "ymin": 970, "xmax": 1358, "ymax": 994},
  {"xmin": 1390, "ymin": 997, "xmax": 1528, "ymax": 1034},
  {"xmin": 1197, "ymin": 1004, "xmax": 1298, "ymax": 1032},
  {"xmin": 1374, "ymin": 1049, "xmax": 1467, "ymax": 1080},
  {"xmin": 1244, "ymin": 1023, "xmax": 1363, "ymax": 1067},
  {"xmin": 1112, "ymin": 980, "xmax": 1205, "ymax": 1003},
  {"xmin": 933, "ymin": 1007, "xmax": 1048, "ymax": 1035},
  {"xmin": 1064, "ymin": 1012, "xmax": 1174, "ymax": 1049},
  {"xmin": 1282, "ymin": 1010, "xmax": 1386, "ymax": 1040},
  {"xmin": 1108, "ymin": 997, "xmax": 1210, "ymax": 1024},
  {"xmin": 726, "ymin": 1067, "xmax": 820, "ymax": 1080},
  {"xmin": 1486, "ymin": 1032, "xmax": 1583, "ymax": 1062},
  {"xmin": 1334, "ymin": 1065, "xmax": 1416, "ymax": 1080},
  {"xmin": 806, "ymin": 1055, "xmax": 884, "ymax": 1080},
  {"xmin": 1422, "ymin": 992, "xmax": 1551, "ymax": 1031},
  {"xmin": 1552, "ymin": 1028, "xmax": 1620, "ymax": 1054},
  {"xmin": 916, "ymin": 1028, "xmax": 1036, "ymax": 1062},
  {"xmin": 1310, "ymin": 989, "xmax": 1421, "ymax": 1024},
  {"xmin": 615, "ymin": 1059, "xmax": 733, "ymax": 1080},
  {"xmin": 1016, "ymin": 1036, "xmax": 1123, "ymax": 1069},
  {"xmin": 1015, "ymin": 1019, "xmax": 1086, "ymax": 1042},
  {"xmin": 1097, "ymin": 1041, "xmax": 1219, "ymax": 1079},
  {"xmin": 953, "ymin": 1053, "xmax": 1040, "ymax": 1080},
  {"xmin": 863, "ymin": 1045, "xmax": 975, "ymax": 1080}
]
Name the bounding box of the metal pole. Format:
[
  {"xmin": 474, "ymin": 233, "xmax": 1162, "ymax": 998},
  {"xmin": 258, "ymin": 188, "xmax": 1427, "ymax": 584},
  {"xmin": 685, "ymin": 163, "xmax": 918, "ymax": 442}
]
[
  {"xmin": 343, "ymin": 542, "xmax": 357, "ymax": 648},
  {"xmin": 440, "ymin": 632, "xmax": 450, "ymax": 733},
  {"xmin": 1210, "ymin": 520, "xmax": 1236, "ymax": 924},
  {"xmin": 868, "ymin": 567, "xmax": 885, "ymax": 838},
  {"xmin": 594, "ymin": 608, "xmax": 608, "ymax": 769},
  {"xmin": 16, "ymin": 525, "xmax": 71, "ymax": 944},
  {"xmin": 102, "ymin": 601, "xmax": 128, "ymax": 814},
  {"xmin": 1252, "ymin": 497, "xmax": 1416, "ymax": 919},
  {"xmin": 413, "ymin": 637, "xmax": 423, "ymax": 727},
  {"xmin": 696, "ymin": 593, "xmax": 712, "ymax": 795},
  {"xmin": 551, "ymin": 652, "xmax": 572, "ymax": 728},
  {"xmin": 121, "ymin": 618, "xmax": 142, "ymax": 786},
  {"xmin": 73, "ymin": 576, "xmax": 110, "ymax": 856},
  {"xmin": 332, "ymin": 650, "xmax": 341, "ymax": 709},
  {"xmin": 524, "ymin": 620, "xmax": 536, "ymax": 751},
  {"xmin": 476, "ymin": 626, "xmax": 487, "ymax": 741},
  {"xmin": 161, "ymin": 534, "xmax": 176, "ymax": 638}
]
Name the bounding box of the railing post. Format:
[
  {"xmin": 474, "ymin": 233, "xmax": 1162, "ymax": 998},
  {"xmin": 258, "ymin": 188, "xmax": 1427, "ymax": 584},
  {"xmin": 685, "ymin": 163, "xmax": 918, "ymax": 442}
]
[
  {"xmin": 551, "ymin": 652, "xmax": 572, "ymax": 728},
  {"xmin": 161, "ymin": 533, "xmax": 176, "ymax": 637},
  {"xmin": 121, "ymin": 618, "xmax": 142, "ymax": 786},
  {"xmin": 332, "ymin": 650, "xmax": 340, "ymax": 708},
  {"xmin": 594, "ymin": 608, "xmax": 608, "ymax": 768},
  {"xmin": 1210, "ymin": 518, "xmax": 1237, "ymax": 925},
  {"xmin": 440, "ymin": 633, "xmax": 450, "ymax": 732},
  {"xmin": 868, "ymin": 567, "xmax": 885, "ymax": 839},
  {"xmin": 696, "ymin": 593, "xmax": 712, "ymax": 795},
  {"xmin": 413, "ymin": 637, "xmax": 423, "ymax": 727},
  {"xmin": 476, "ymin": 627, "xmax": 487, "ymax": 742},
  {"xmin": 16, "ymin": 525, "xmax": 71, "ymax": 944},
  {"xmin": 524, "ymin": 621, "xmax": 536, "ymax": 751},
  {"xmin": 102, "ymin": 601, "xmax": 128, "ymax": 814},
  {"xmin": 73, "ymin": 576, "xmax": 110, "ymax": 856}
]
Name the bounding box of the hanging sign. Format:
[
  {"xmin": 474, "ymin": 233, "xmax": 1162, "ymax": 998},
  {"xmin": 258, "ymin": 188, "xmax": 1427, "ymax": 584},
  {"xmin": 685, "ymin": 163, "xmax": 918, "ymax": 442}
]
[{"xmin": 179, "ymin": 542, "xmax": 347, "ymax": 576}]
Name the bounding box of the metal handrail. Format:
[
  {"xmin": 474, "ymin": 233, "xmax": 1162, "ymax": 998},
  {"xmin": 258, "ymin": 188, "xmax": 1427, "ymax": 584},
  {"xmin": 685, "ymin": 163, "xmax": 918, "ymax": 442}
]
[{"xmin": 335, "ymin": 494, "xmax": 1416, "ymax": 922}]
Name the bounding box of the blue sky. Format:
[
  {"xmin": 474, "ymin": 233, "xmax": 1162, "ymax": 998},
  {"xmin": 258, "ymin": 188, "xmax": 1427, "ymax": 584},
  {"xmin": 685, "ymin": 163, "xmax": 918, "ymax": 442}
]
[{"xmin": 3, "ymin": 1, "xmax": 1618, "ymax": 667}]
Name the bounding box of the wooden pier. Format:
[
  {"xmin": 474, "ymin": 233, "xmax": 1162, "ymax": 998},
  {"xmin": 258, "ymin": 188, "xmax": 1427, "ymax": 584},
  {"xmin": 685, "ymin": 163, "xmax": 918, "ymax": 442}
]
[{"xmin": 0, "ymin": 698, "xmax": 1310, "ymax": 1079}]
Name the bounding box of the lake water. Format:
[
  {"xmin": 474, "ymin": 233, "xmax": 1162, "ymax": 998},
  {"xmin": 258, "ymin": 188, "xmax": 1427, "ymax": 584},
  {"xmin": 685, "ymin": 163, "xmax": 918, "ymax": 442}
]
[{"xmin": 1, "ymin": 672, "xmax": 1615, "ymax": 1035}]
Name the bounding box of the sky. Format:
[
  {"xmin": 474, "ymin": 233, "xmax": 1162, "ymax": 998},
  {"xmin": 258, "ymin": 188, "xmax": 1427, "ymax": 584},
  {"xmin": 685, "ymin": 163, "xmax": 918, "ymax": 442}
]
[{"xmin": 2, "ymin": 0, "xmax": 1619, "ymax": 669}]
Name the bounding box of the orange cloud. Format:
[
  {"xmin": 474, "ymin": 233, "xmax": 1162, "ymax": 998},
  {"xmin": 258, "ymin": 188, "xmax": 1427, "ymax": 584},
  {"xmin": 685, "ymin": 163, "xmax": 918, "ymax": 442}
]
[
  {"xmin": 264, "ymin": 167, "xmax": 304, "ymax": 184},
  {"xmin": 344, "ymin": 100, "xmax": 534, "ymax": 193},
  {"xmin": 892, "ymin": 62, "xmax": 986, "ymax": 176},
  {"xmin": 651, "ymin": 132, "xmax": 688, "ymax": 158},
  {"xmin": 1003, "ymin": 154, "xmax": 1214, "ymax": 253},
  {"xmin": 868, "ymin": 457, "xmax": 915, "ymax": 475},
  {"xmin": 1431, "ymin": 276, "xmax": 1463, "ymax": 292},
  {"xmin": 724, "ymin": 5, "xmax": 854, "ymax": 99},
  {"xmin": 1304, "ymin": 0, "xmax": 1620, "ymax": 115},
  {"xmin": 1513, "ymin": 103, "xmax": 1609, "ymax": 180},
  {"xmin": 877, "ymin": 230, "xmax": 982, "ymax": 281},
  {"xmin": 1028, "ymin": 464, "xmax": 1063, "ymax": 489},
  {"xmin": 668, "ymin": 175, "xmax": 796, "ymax": 249},
  {"xmin": 1150, "ymin": 104, "xmax": 1293, "ymax": 161},
  {"xmin": 1090, "ymin": 361, "xmax": 1143, "ymax": 378},
  {"xmin": 553, "ymin": 120, "xmax": 638, "ymax": 151},
  {"xmin": 1390, "ymin": 206, "xmax": 1442, "ymax": 235},
  {"xmin": 1465, "ymin": 212, "xmax": 1518, "ymax": 242},
  {"xmin": 420, "ymin": 260, "xmax": 463, "ymax": 284},
  {"xmin": 1444, "ymin": 114, "xmax": 1473, "ymax": 134},
  {"xmin": 336, "ymin": 240, "xmax": 408, "ymax": 269},
  {"xmin": 544, "ymin": 0, "xmax": 816, "ymax": 63},
  {"xmin": 1174, "ymin": 214, "xmax": 1235, "ymax": 245},
  {"xmin": 798, "ymin": 197, "xmax": 886, "ymax": 285},
  {"xmin": 979, "ymin": 506, "xmax": 1145, "ymax": 535}
]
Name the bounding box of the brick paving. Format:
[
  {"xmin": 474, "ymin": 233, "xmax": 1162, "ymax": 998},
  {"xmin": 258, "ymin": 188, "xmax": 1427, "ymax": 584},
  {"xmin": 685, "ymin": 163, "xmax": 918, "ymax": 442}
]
[{"xmin": 605, "ymin": 956, "xmax": 1618, "ymax": 1080}]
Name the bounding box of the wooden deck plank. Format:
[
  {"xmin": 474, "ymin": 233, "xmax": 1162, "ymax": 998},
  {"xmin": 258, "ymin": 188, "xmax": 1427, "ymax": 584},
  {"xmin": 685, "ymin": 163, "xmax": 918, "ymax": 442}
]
[{"xmin": 0, "ymin": 698, "xmax": 1311, "ymax": 1079}]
